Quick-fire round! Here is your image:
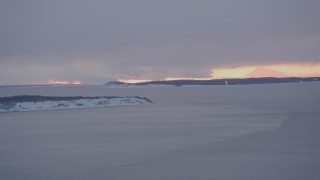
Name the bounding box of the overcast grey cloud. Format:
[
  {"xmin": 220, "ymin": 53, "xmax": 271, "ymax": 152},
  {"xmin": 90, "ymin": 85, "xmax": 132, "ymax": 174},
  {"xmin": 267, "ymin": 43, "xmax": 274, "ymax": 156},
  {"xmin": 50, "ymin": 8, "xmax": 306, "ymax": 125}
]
[{"xmin": 1, "ymin": 0, "xmax": 320, "ymax": 84}]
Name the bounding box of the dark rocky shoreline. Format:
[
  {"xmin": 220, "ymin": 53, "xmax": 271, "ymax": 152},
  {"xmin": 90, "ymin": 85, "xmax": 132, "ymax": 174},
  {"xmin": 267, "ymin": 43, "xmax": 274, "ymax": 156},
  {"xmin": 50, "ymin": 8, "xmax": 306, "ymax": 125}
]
[{"xmin": 0, "ymin": 95, "xmax": 153, "ymax": 104}]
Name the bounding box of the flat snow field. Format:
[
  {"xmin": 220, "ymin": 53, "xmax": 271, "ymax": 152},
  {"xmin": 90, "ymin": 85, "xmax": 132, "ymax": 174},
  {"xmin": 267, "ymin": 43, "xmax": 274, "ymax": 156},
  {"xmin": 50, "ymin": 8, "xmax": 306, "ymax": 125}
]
[{"xmin": 0, "ymin": 82, "xmax": 319, "ymax": 180}]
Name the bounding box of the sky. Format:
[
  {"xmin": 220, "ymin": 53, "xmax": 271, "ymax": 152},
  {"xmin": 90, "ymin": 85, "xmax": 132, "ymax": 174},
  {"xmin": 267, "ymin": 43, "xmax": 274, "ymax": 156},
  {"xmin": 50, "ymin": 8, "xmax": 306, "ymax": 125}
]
[{"xmin": 1, "ymin": 0, "xmax": 320, "ymax": 85}]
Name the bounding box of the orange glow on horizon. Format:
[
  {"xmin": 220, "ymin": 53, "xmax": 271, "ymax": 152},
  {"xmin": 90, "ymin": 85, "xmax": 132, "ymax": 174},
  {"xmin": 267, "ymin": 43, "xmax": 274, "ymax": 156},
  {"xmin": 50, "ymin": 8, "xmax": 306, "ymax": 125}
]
[
  {"xmin": 263, "ymin": 64, "xmax": 320, "ymax": 77},
  {"xmin": 210, "ymin": 63, "xmax": 320, "ymax": 79},
  {"xmin": 47, "ymin": 79, "xmax": 82, "ymax": 85},
  {"xmin": 210, "ymin": 67, "xmax": 256, "ymax": 79},
  {"xmin": 117, "ymin": 79, "xmax": 153, "ymax": 84},
  {"xmin": 164, "ymin": 77, "xmax": 213, "ymax": 81},
  {"xmin": 117, "ymin": 63, "xmax": 320, "ymax": 83},
  {"xmin": 117, "ymin": 77, "xmax": 212, "ymax": 83}
]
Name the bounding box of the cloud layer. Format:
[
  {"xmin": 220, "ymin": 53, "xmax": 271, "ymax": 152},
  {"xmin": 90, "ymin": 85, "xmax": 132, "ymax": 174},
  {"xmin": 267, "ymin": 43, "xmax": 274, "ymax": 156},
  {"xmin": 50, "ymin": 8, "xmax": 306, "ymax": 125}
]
[{"xmin": 1, "ymin": 0, "xmax": 320, "ymax": 84}]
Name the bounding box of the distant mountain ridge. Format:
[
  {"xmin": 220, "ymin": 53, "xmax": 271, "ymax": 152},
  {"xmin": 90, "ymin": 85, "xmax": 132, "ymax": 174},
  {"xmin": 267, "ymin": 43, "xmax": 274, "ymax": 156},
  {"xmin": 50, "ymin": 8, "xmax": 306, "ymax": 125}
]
[{"xmin": 107, "ymin": 77, "xmax": 320, "ymax": 86}]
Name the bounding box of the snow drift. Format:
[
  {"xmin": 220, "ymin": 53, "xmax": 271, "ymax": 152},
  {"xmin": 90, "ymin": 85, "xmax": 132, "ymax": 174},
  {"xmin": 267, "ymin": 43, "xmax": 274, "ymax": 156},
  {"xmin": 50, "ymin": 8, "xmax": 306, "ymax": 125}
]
[{"xmin": 0, "ymin": 95, "xmax": 153, "ymax": 112}]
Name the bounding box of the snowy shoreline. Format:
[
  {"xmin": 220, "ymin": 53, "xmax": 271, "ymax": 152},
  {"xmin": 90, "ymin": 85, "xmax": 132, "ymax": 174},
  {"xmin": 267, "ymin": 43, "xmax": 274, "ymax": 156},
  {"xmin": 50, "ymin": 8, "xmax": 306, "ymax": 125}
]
[{"xmin": 0, "ymin": 95, "xmax": 153, "ymax": 113}]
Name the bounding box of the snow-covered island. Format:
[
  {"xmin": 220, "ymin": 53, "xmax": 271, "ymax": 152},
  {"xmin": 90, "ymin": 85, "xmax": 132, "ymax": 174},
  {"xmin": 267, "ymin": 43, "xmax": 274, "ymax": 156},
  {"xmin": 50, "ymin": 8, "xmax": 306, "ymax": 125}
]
[{"xmin": 0, "ymin": 95, "xmax": 153, "ymax": 113}]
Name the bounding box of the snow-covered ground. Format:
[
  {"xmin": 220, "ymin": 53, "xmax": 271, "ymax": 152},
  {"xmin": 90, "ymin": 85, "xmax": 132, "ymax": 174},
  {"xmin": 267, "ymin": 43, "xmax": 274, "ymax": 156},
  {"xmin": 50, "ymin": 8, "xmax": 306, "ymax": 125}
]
[
  {"xmin": 0, "ymin": 82, "xmax": 319, "ymax": 180},
  {"xmin": 0, "ymin": 96, "xmax": 152, "ymax": 112}
]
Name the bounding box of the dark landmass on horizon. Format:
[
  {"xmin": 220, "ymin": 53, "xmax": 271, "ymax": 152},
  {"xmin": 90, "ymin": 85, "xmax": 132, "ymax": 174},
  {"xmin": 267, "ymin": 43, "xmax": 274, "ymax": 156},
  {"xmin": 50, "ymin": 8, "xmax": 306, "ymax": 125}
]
[{"xmin": 107, "ymin": 77, "xmax": 320, "ymax": 86}]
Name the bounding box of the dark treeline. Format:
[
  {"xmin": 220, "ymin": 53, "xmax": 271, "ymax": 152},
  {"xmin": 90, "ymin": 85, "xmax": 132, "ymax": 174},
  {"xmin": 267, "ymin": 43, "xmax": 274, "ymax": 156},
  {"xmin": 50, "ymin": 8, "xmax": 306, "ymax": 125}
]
[
  {"xmin": 108, "ymin": 77, "xmax": 320, "ymax": 86},
  {"xmin": 137, "ymin": 77, "xmax": 320, "ymax": 86},
  {"xmin": 0, "ymin": 95, "xmax": 153, "ymax": 104}
]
